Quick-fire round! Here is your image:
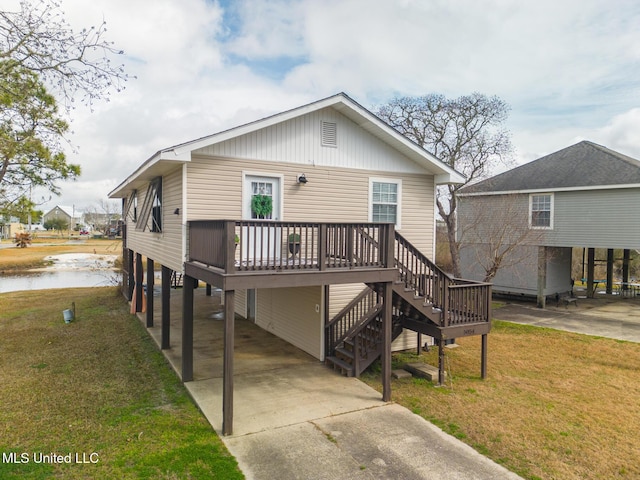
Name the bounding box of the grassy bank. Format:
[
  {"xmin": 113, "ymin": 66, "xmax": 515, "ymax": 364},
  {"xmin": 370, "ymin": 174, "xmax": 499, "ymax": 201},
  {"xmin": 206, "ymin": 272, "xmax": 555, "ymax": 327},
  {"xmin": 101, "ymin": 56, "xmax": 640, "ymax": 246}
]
[
  {"xmin": 0, "ymin": 287, "xmax": 244, "ymax": 479},
  {"xmin": 0, "ymin": 238, "xmax": 121, "ymax": 272},
  {"xmin": 362, "ymin": 320, "xmax": 640, "ymax": 480}
]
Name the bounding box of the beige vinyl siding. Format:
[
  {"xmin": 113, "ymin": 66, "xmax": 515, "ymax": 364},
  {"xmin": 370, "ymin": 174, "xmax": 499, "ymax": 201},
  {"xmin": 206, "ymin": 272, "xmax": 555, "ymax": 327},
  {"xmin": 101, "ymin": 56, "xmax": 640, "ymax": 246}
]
[
  {"xmin": 234, "ymin": 289, "xmax": 247, "ymax": 317},
  {"xmin": 256, "ymin": 287, "xmax": 323, "ymax": 359},
  {"xmin": 125, "ymin": 167, "xmax": 184, "ymax": 272},
  {"xmin": 187, "ymin": 156, "xmax": 434, "ymax": 249}
]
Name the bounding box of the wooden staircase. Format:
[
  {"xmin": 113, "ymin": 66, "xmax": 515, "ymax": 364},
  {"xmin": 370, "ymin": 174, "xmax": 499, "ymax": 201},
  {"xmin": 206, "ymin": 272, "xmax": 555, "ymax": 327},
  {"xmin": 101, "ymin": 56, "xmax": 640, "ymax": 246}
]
[
  {"xmin": 325, "ymin": 232, "xmax": 492, "ymax": 378},
  {"xmin": 325, "ymin": 299, "xmax": 403, "ymax": 377}
]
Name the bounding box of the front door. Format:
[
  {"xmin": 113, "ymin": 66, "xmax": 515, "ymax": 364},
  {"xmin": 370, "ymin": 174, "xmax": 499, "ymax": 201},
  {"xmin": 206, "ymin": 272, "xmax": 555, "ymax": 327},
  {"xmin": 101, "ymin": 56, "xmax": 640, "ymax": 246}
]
[
  {"xmin": 242, "ymin": 175, "xmax": 282, "ymax": 263},
  {"xmin": 243, "ymin": 175, "xmax": 281, "ymax": 221}
]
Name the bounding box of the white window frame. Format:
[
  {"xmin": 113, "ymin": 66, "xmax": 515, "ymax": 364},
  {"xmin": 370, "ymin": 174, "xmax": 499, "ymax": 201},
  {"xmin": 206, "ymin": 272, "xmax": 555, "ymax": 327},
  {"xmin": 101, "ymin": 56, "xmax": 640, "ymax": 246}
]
[
  {"xmin": 529, "ymin": 193, "xmax": 554, "ymax": 229},
  {"xmin": 369, "ymin": 177, "xmax": 402, "ymax": 229}
]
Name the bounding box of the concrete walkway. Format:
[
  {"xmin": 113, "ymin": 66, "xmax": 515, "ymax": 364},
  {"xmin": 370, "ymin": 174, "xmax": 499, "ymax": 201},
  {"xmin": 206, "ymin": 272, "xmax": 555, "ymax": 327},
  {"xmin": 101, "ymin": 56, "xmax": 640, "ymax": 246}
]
[{"xmin": 143, "ymin": 288, "xmax": 521, "ymax": 480}]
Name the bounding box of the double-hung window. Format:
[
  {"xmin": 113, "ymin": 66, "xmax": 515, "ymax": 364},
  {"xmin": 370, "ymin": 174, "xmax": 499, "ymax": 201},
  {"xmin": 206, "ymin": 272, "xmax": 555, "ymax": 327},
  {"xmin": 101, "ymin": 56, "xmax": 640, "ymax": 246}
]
[
  {"xmin": 370, "ymin": 178, "xmax": 401, "ymax": 227},
  {"xmin": 529, "ymin": 193, "xmax": 553, "ymax": 229}
]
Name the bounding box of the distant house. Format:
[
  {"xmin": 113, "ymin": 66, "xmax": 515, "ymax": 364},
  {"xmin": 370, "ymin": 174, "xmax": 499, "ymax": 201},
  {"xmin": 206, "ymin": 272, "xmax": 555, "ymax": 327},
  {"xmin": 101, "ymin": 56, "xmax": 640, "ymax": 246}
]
[
  {"xmin": 109, "ymin": 93, "xmax": 492, "ymax": 434},
  {"xmin": 458, "ymin": 141, "xmax": 640, "ymax": 306},
  {"xmin": 0, "ymin": 219, "xmax": 24, "ymax": 240},
  {"xmin": 42, "ymin": 205, "xmax": 81, "ymax": 229}
]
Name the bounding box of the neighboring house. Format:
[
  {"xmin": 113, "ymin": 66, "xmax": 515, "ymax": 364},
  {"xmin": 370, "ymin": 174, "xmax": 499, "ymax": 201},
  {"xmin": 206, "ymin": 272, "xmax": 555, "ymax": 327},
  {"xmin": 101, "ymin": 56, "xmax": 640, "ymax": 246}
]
[
  {"xmin": 42, "ymin": 205, "xmax": 81, "ymax": 229},
  {"xmin": 109, "ymin": 93, "xmax": 492, "ymax": 434},
  {"xmin": 458, "ymin": 140, "xmax": 640, "ymax": 306}
]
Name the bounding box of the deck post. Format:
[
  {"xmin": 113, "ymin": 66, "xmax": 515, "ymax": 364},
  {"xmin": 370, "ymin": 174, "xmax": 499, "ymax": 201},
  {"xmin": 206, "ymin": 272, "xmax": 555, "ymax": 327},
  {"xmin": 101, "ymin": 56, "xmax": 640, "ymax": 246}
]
[
  {"xmin": 382, "ymin": 281, "xmax": 392, "ymax": 402},
  {"xmin": 438, "ymin": 338, "xmax": 445, "ymax": 386},
  {"xmin": 318, "ymin": 224, "xmax": 327, "ymax": 271},
  {"xmin": 224, "ymin": 221, "xmax": 236, "ymax": 274},
  {"xmin": 223, "ymin": 289, "xmax": 235, "ymax": 435},
  {"xmin": 481, "ymin": 334, "xmax": 488, "ymax": 379},
  {"xmin": 127, "ymin": 249, "xmax": 134, "ymax": 301},
  {"xmin": 536, "ymin": 246, "xmax": 547, "ymax": 308},
  {"xmin": 135, "ymin": 253, "xmax": 143, "ymax": 312},
  {"xmin": 385, "ymin": 224, "xmax": 395, "ymax": 268},
  {"xmin": 146, "ymin": 258, "xmax": 154, "ymax": 327},
  {"xmin": 161, "ymin": 266, "xmax": 171, "ymax": 349},
  {"xmin": 182, "ymin": 274, "xmax": 195, "ymax": 382}
]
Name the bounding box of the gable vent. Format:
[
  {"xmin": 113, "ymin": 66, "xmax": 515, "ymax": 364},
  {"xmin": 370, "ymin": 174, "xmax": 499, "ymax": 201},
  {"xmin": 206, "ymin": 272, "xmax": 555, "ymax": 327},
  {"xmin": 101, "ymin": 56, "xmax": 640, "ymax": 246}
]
[{"xmin": 321, "ymin": 121, "xmax": 337, "ymax": 147}]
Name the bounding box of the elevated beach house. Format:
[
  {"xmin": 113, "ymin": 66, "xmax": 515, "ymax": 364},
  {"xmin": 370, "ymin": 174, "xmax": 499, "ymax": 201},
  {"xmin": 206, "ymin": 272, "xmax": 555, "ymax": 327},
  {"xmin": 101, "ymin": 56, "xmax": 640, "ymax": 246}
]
[
  {"xmin": 457, "ymin": 141, "xmax": 640, "ymax": 307},
  {"xmin": 109, "ymin": 93, "xmax": 492, "ymax": 434}
]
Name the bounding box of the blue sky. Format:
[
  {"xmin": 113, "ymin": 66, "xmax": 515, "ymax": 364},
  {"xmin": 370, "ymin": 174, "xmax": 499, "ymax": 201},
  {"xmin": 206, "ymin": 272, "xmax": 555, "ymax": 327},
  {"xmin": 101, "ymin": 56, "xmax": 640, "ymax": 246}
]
[{"xmin": 10, "ymin": 0, "xmax": 640, "ymax": 212}]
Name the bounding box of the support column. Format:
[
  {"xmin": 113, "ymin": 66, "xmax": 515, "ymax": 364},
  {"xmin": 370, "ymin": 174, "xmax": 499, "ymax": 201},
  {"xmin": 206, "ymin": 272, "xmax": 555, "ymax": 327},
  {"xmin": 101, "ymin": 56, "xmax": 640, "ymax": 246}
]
[
  {"xmin": 481, "ymin": 334, "xmax": 488, "ymax": 379},
  {"xmin": 135, "ymin": 253, "xmax": 143, "ymax": 312},
  {"xmin": 438, "ymin": 338, "xmax": 445, "ymax": 386},
  {"xmin": 127, "ymin": 249, "xmax": 134, "ymax": 301},
  {"xmin": 146, "ymin": 258, "xmax": 154, "ymax": 327},
  {"xmin": 206, "ymin": 284, "xmax": 212, "ymax": 296},
  {"xmin": 587, "ymin": 248, "xmax": 595, "ymax": 298},
  {"xmin": 606, "ymin": 249, "xmax": 614, "ymax": 295},
  {"xmin": 382, "ymin": 282, "xmax": 392, "ymax": 402},
  {"xmin": 182, "ymin": 275, "xmax": 195, "ymax": 382},
  {"xmin": 161, "ymin": 266, "xmax": 171, "ymax": 349},
  {"xmin": 223, "ymin": 289, "xmax": 235, "ymax": 436},
  {"xmin": 536, "ymin": 246, "xmax": 547, "ymax": 308}
]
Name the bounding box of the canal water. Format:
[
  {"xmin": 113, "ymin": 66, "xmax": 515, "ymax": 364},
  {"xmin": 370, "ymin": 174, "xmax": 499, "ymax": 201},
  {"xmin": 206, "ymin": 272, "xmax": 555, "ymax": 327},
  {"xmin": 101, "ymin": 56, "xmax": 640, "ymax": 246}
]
[{"xmin": 0, "ymin": 253, "xmax": 120, "ymax": 294}]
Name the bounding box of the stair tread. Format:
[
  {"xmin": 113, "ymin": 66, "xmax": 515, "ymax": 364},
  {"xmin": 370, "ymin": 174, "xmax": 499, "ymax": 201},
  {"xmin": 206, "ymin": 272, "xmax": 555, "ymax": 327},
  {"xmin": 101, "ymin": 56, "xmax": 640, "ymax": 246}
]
[
  {"xmin": 326, "ymin": 356, "xmax": 353, "ymax": 372},
  {"xmin": 335, "ymin": 346, "xmax": 354, "ymax": 359}
]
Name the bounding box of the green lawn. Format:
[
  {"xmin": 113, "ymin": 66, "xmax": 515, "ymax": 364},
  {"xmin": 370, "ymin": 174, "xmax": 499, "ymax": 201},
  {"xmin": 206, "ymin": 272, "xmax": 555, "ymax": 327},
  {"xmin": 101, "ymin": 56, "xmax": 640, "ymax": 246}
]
[{"xmin": 0, "ymin": 287, "xmax": 244, "ymax": 479}]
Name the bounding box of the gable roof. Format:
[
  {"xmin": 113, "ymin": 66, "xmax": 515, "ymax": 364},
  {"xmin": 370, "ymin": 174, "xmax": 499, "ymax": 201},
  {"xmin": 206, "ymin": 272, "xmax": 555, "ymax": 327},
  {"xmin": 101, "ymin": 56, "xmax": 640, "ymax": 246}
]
[
  {"xmin": 109, "ymin": 92, "xmax": 465, "ymax": 198},
  {"xmin": 44, "ymin": 205, "xmax": 79, "ymax": 218},
  {"xmin": 459, "ymin": 141, "xmax": 640, "ymax": 196}
]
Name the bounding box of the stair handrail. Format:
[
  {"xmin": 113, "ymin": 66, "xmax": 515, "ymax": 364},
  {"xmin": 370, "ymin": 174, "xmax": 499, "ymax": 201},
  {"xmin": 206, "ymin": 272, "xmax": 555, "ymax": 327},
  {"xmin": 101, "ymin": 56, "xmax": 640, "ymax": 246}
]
[
  {"xmin": 325, "ymin": 287, "xmax": 380, "ymax": 356},
  {"xmin": 394, "ymin": 231, "xmax": 452, "ymax": 325}
]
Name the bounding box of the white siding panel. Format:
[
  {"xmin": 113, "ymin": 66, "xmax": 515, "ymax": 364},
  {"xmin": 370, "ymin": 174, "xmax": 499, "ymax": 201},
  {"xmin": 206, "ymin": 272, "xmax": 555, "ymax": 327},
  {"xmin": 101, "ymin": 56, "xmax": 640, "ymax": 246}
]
[
  {"xmin": 256, "ymin": 286, "xmax": 322, "ymax": 359},
  {"xmin": 194, "ymin": 107, "xmax": 427, "ymax": 175}
]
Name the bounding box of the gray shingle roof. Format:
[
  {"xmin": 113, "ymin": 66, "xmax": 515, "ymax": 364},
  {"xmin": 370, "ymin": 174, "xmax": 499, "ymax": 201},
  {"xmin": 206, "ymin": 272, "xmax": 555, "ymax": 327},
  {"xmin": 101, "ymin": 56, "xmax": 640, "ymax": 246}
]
[{"xmin": 460, "ymin": 141, "xmax": 640, "ymax": 194}]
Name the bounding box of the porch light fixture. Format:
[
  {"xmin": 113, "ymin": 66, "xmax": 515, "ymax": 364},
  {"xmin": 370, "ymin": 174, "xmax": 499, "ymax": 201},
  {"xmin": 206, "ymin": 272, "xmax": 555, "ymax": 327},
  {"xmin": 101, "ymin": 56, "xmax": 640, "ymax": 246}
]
[
  {"xmin": 173, "ymin": 208, "xmax": 180, "ymax": 215},
  {"xmin": 296, "ymin": 173, "xmax": 308, "ymax": 184}
]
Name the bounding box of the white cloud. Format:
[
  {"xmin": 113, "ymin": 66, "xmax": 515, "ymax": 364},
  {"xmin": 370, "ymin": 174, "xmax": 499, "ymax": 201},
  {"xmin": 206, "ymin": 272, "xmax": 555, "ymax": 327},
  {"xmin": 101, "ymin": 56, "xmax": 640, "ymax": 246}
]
[{"xmin": 9, "ymin": 0, "xmax": 639, "ymax": 212}]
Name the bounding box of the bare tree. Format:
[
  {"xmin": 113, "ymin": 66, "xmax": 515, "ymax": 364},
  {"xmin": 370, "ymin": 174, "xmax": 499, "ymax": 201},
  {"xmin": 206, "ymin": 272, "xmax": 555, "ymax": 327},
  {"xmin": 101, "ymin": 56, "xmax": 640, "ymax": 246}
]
[
  {"xmin": 0, "ymin": 0, "xmax": 132, "ymax": 208},
  {"xmin": 83, "ymin": 199, "xmax": 120, "ymax": 233},
  {"xmin": 376, "ymin": 93, "xmax": 513, "ymax": 277},
  {"xmin": 0, "ymin": 0, "xmax": 132, "ymax": 111}
]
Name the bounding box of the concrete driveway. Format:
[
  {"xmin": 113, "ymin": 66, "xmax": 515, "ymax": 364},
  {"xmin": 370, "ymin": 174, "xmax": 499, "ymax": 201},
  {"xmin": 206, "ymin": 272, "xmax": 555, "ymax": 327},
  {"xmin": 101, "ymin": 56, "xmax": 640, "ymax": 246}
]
[
  {"xmin": 493, "ymin": 295, "xmax": 640, "ymax": 343},
  {"xmin": 143, "ymin": 288, "xmax": 521, "ymax": 480}
]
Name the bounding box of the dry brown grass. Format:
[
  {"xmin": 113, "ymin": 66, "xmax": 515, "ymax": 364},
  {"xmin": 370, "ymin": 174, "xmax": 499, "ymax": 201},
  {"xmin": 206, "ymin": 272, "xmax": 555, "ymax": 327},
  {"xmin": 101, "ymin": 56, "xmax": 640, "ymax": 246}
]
[
  {"xmin": 0, "ymin": 238, "xmax": 121, "ymax": 272},
  {"xmin": 363, "ymin": 320, "xmax": 640, "ymax": 480}
]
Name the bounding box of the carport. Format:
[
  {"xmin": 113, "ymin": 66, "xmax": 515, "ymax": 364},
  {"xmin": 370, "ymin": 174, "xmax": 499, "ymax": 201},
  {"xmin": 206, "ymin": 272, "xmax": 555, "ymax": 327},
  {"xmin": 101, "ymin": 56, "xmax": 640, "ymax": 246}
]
[{"xmin": 140, "ymin": 287, "xmax": 385, "ymax": 435}]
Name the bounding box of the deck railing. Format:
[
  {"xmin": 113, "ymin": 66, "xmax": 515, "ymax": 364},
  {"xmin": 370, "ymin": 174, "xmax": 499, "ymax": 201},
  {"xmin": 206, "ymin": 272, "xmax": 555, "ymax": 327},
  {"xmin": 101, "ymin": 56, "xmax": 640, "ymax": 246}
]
[
  {"xmin": 395, "ymin": 232, "xmax": 492, "ymax": 326},
  {"xmin": 188, "ymin": 220, "xmax": 395, "ymax": 273},
  {"xmin": 325, "ymin": 287, "xmax": 381, "ymax": 357}
]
